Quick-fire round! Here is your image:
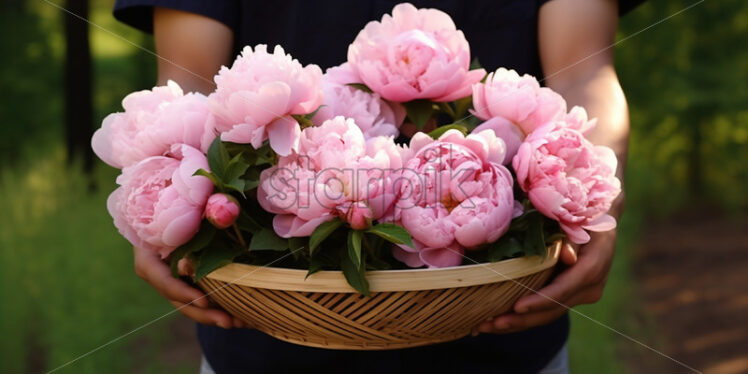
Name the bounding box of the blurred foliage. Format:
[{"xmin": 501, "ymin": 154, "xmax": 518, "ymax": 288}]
[
  {"xmin": 0, "ymin": 0, "xmax": 746, "ymax": 373},
  {"xmin": 616, "ymin": 0, "xmax": 748, "ymax": 214}
]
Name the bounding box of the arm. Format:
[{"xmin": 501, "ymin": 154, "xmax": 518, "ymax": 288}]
[
  {"xmin": 133, "ymin": 7, "xmax": 241, "ymax": 329},
  {"xmin": 479, "ymin": 0, "xmax": 629, "ymax": 334},
  {"xmin": 153, "ymin": 7, "xmax": 234, "ymax": 94}
]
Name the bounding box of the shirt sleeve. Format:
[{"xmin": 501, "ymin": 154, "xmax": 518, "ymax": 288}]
[{"xmin": 113, "ymin": 0, "xmax": 239, "ymax": 33}]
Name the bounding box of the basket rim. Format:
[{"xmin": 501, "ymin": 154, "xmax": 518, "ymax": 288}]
[{"xmin": 205, "ymin": 240, "xmax": 561, "ymax": 293}]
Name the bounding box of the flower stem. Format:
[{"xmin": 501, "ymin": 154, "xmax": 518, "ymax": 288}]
[{"xmin": 233, "ymin": 223, "xmax": 248, "ymax": 249}]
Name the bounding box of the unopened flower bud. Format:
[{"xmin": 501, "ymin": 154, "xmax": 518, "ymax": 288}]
[{"xmin": 205, "ymin": 193, "xmax": 240, "ymax": 229}]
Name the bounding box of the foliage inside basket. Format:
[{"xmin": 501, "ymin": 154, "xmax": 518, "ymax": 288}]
[{"xmin": 169, "ymin": 137, "xmax": 564, "ymax": 296}]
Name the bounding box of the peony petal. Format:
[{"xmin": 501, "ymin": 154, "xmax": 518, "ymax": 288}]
[
  {"xmin": 583, "ymin": 214, "xmax": 617, "ymax": 232},
  {"xmin": 420, "ymin": 244, "xmax": 464, "ymax": 268},
  {"xmin": 392, "ymin": 244, "xmax": 426, "ymax": 268},
  {"xmin": 272, "ymin": 214, "xmax": 333, "ymax": 238},
  {"xmin": 560, "ymin": 223, "xmax": 591, "ymax": 244},
  {"xmin": 473, "ymin": 117, "xmax": 523, "ymax": 164},
  {"xmin": 267, "ymin": 116, "xmax": 301, "ymax": 156}
]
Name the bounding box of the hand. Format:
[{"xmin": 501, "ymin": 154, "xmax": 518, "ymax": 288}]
[
  {"xmin": 133, "ymin": 245, "xmax": 245, "ymax": 329},
  {"xmin": 475, "ymin": 229, "xmax": 617, "ymax": 334}
]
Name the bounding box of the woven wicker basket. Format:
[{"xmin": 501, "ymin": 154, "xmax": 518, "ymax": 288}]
[{"xmin": 197, "ymin": 240, "xmax": 561, "ymax": 350}]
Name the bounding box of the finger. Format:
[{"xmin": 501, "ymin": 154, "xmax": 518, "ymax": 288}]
[
  {"xmin": 559, "ymin": 241, "xmax": 579, "ymax": 265},
  {"xmin": 232, "ymin": 317, "xmax": 246, "ymax": 328},
  {"xmin": 136, "ymin": 250, "xmax": 210, "ymax": 308},
  {"xmin": 170, "ymin": 300, "xmax": 234, "ymax": 329},
  {"xmin": 513, "ymin": 261, "xmax": 588, "ymax": 313},
  {"xmin": 478, "ymin": 307, "xmax": 567, "ymax": 334},
  {"xmin": 177, "ymin": 258, "xmax": 195, "ymax": 277},
  {"xmin": 154, "ymin": 269, "xmax": 211, "ymax": 308}
]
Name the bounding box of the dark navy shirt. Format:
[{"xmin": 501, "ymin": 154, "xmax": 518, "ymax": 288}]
[{"xmin": 113, "ymin": 1, "xmax": 641, "ymax": 372}]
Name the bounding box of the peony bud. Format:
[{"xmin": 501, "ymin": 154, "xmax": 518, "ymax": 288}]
[
  {"xmin": 344, "ymin": 202, "xmax": 373, "ymax": 230},
  {"xmin": 205, "ymin": 193, "xmax": 241, "ymax": 229}
]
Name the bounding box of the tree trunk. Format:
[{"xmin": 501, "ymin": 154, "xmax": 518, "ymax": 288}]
[{"xmin": 63, "ymin": 0, "xmax": 93, "ymax": 175}]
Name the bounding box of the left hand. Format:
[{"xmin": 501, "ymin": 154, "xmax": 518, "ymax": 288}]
[{"xmin": 475, "ymin": 229, "xmax": 617, "ymax": 334}]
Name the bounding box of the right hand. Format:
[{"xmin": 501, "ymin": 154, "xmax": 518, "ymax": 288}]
[{"xmin": 133, "ymin": 245, "xmax": 244, "ymax": 329}]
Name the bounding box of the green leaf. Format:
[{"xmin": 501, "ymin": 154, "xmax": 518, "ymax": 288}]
[
  {"xmin": 366, "ymin": 223, "xmax": 413, "ymax": 247},
  {"xmin": 304, "ymin": 105, "xmax": 325, "ymax": 119},
  {"xmin": 243, "ymin": 179, "xmax": 259, "ymax": 191},
  {"xmin": 306, "ymin": 257, "xmax": 324, "ymax": 279},
  {"xmin": 470, "ymin": 57, "xmax": 483, "ymax": 71},
  {"xmin": 309, "ymin": 218, "xmax": 343, "ymax": 255},
  {"xmin": 437, "ymin": 102, "xmax": 457, "ymax": 120},
  {"xmin": 347, "ymin": 230, "xmax": 363, "ymax": 268},
  {"xmin": 524, "ymin": 212, "xmax": 547, "ymax": 258},
  {"xmin": 291, "ymin": 114, "xmax": 315, "ymax": 129},
  {"xmin": 170, "ymin": 221, "xmax": 216, "ymax": 277},
  {"xmin": 306, "ymin": 249, "xmax": 338, "ymax": 279},
  {"xmin": 249, "ymin": 228, "xmax": 288, "ymax": 251},
  {"xmin": 366, "ymin": 257, "xmax": 392, "ymax": 270},
  {"xmin": 193, "ymin": 169, "xmax": 222, "ymax": 188},
  {"xmin": 403, "ymin": 99, "xmax": 436, "ymax": 129},
  {"xmin": 427, "ymin": 124, "xmax": 468, "ymax": 139},
  {"xmin": 487, "ymin": 237, "xmax": 524, "ymax": 262},
  {"xmin": 207, "ymin": 137, "xmax": 230, "ymax": 180},
  {"xmin": 340, "ymin": 254, "xmax": 370, "ymax": 296},
  {"xmin": 194, "ymin": 244, "xmax": 244, "ymax": 281},
  {"xmin": 288, "ymin": 237, "xmax": 307, "ymax": 260},
  {"xmin": 453, "ymin": 96, "xmax": 473, "ymax": 118},
  {"xmin": 345, "ymin": 83, "xmax": 373, "ymax": 93},
  {"xmin": 224, "ymin": 153, "xmax": 251, "ymax": 182},
  {"xmin": 288, "ymin": 236, "xmax": 306, "ymax": 252},
  {"xmin": 224, "ymin": 179, "xmax": 246, "ymax": 196}
]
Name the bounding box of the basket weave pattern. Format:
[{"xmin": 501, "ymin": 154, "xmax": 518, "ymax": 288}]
[
  {"xmin": 199, "ymin": 269, "xmax": 552, "ymax": 349},
  {"xmin": 197, "ymin": 242, "xmax": 560, "ymax": 350}
]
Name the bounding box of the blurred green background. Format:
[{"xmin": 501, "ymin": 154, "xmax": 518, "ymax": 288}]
[{"xmin": 1, "ymin": 1, "xmax": 746, "ymax": 373}]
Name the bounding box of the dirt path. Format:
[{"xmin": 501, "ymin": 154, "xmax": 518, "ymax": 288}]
[{"xmin": 633, "ymin": 212, "xmax": 748, "ymax": 374}]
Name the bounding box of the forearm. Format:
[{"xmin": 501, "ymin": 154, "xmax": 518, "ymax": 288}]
[
  {"xmin": 548, "ymin": 65, "xmax": 629, "ymax": 218},
  {"xmin": 539, "ymin": 0, "xmax": 628, "ymax": 219}
]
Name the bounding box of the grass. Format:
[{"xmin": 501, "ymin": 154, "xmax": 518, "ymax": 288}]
[
  {"xmin": 567, "ymin": 210, "xmax": 642, "ymax": 373},
  {"xmin": 0, "ymin": 149, "xmax": 196, "ymax": 374}
]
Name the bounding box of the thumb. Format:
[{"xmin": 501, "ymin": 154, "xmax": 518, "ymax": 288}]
[
  {"xmin": 177, "ymin": 258, "xmax": 195, "ymax": 277},
  {"xmin": 559, "ymin": 241, "xmax": 578, "ymax": 265}
]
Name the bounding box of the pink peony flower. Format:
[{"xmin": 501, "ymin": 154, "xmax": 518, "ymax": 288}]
[
  {"xmin": 205, "ymin": 193, "xmax": 241, "ymax": 229},
  {"xmin": 107, "ymin": 144, "xmax": 213, "ymax": 258},
  {"xmin": 258, "ymin": 116, "xmax": 405, "ymax": 237},
  {"xmin": 471, "ymin": 69, "xmax": 568, "ymax": 162},
  {"xmin": 563, "ymin": 106, "xmax": 597, "ymax": 134},
  {"xmin": 347, "ymin": 3, "xmax": 485, "ymax": 103},
  {"xmin": 91, "ymin": 81, "xmax": 216, "ymax": 169},
  {"xmin": 471, "ymin": 68, "xmax": 567, "ymax": 132},
  {"xmin": 208, "ymin": 45, "xmax": 324, "ymax": 156},
  {"xmin": 312, "ymin": 63, "xmax": 405, "ymax": 138},
  {"xmin": 390, "ymin": 130, "xmax": 515, "ymax": 268},
  {"xmin": 513, "ymin": 123, "xmax": 621, "ymax": 244},
  {"xmin": 473, "ymin": 116, "xmax": 524, "ymax": 165}
]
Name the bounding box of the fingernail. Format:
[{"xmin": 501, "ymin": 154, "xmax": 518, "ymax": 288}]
[
  {"xmin": 217, "ymin": 321, "xmax": 231, "ymax": 329},
  {"xmin": 515, "ymin": 305, "xmax": 528, "ymax": 313}
]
